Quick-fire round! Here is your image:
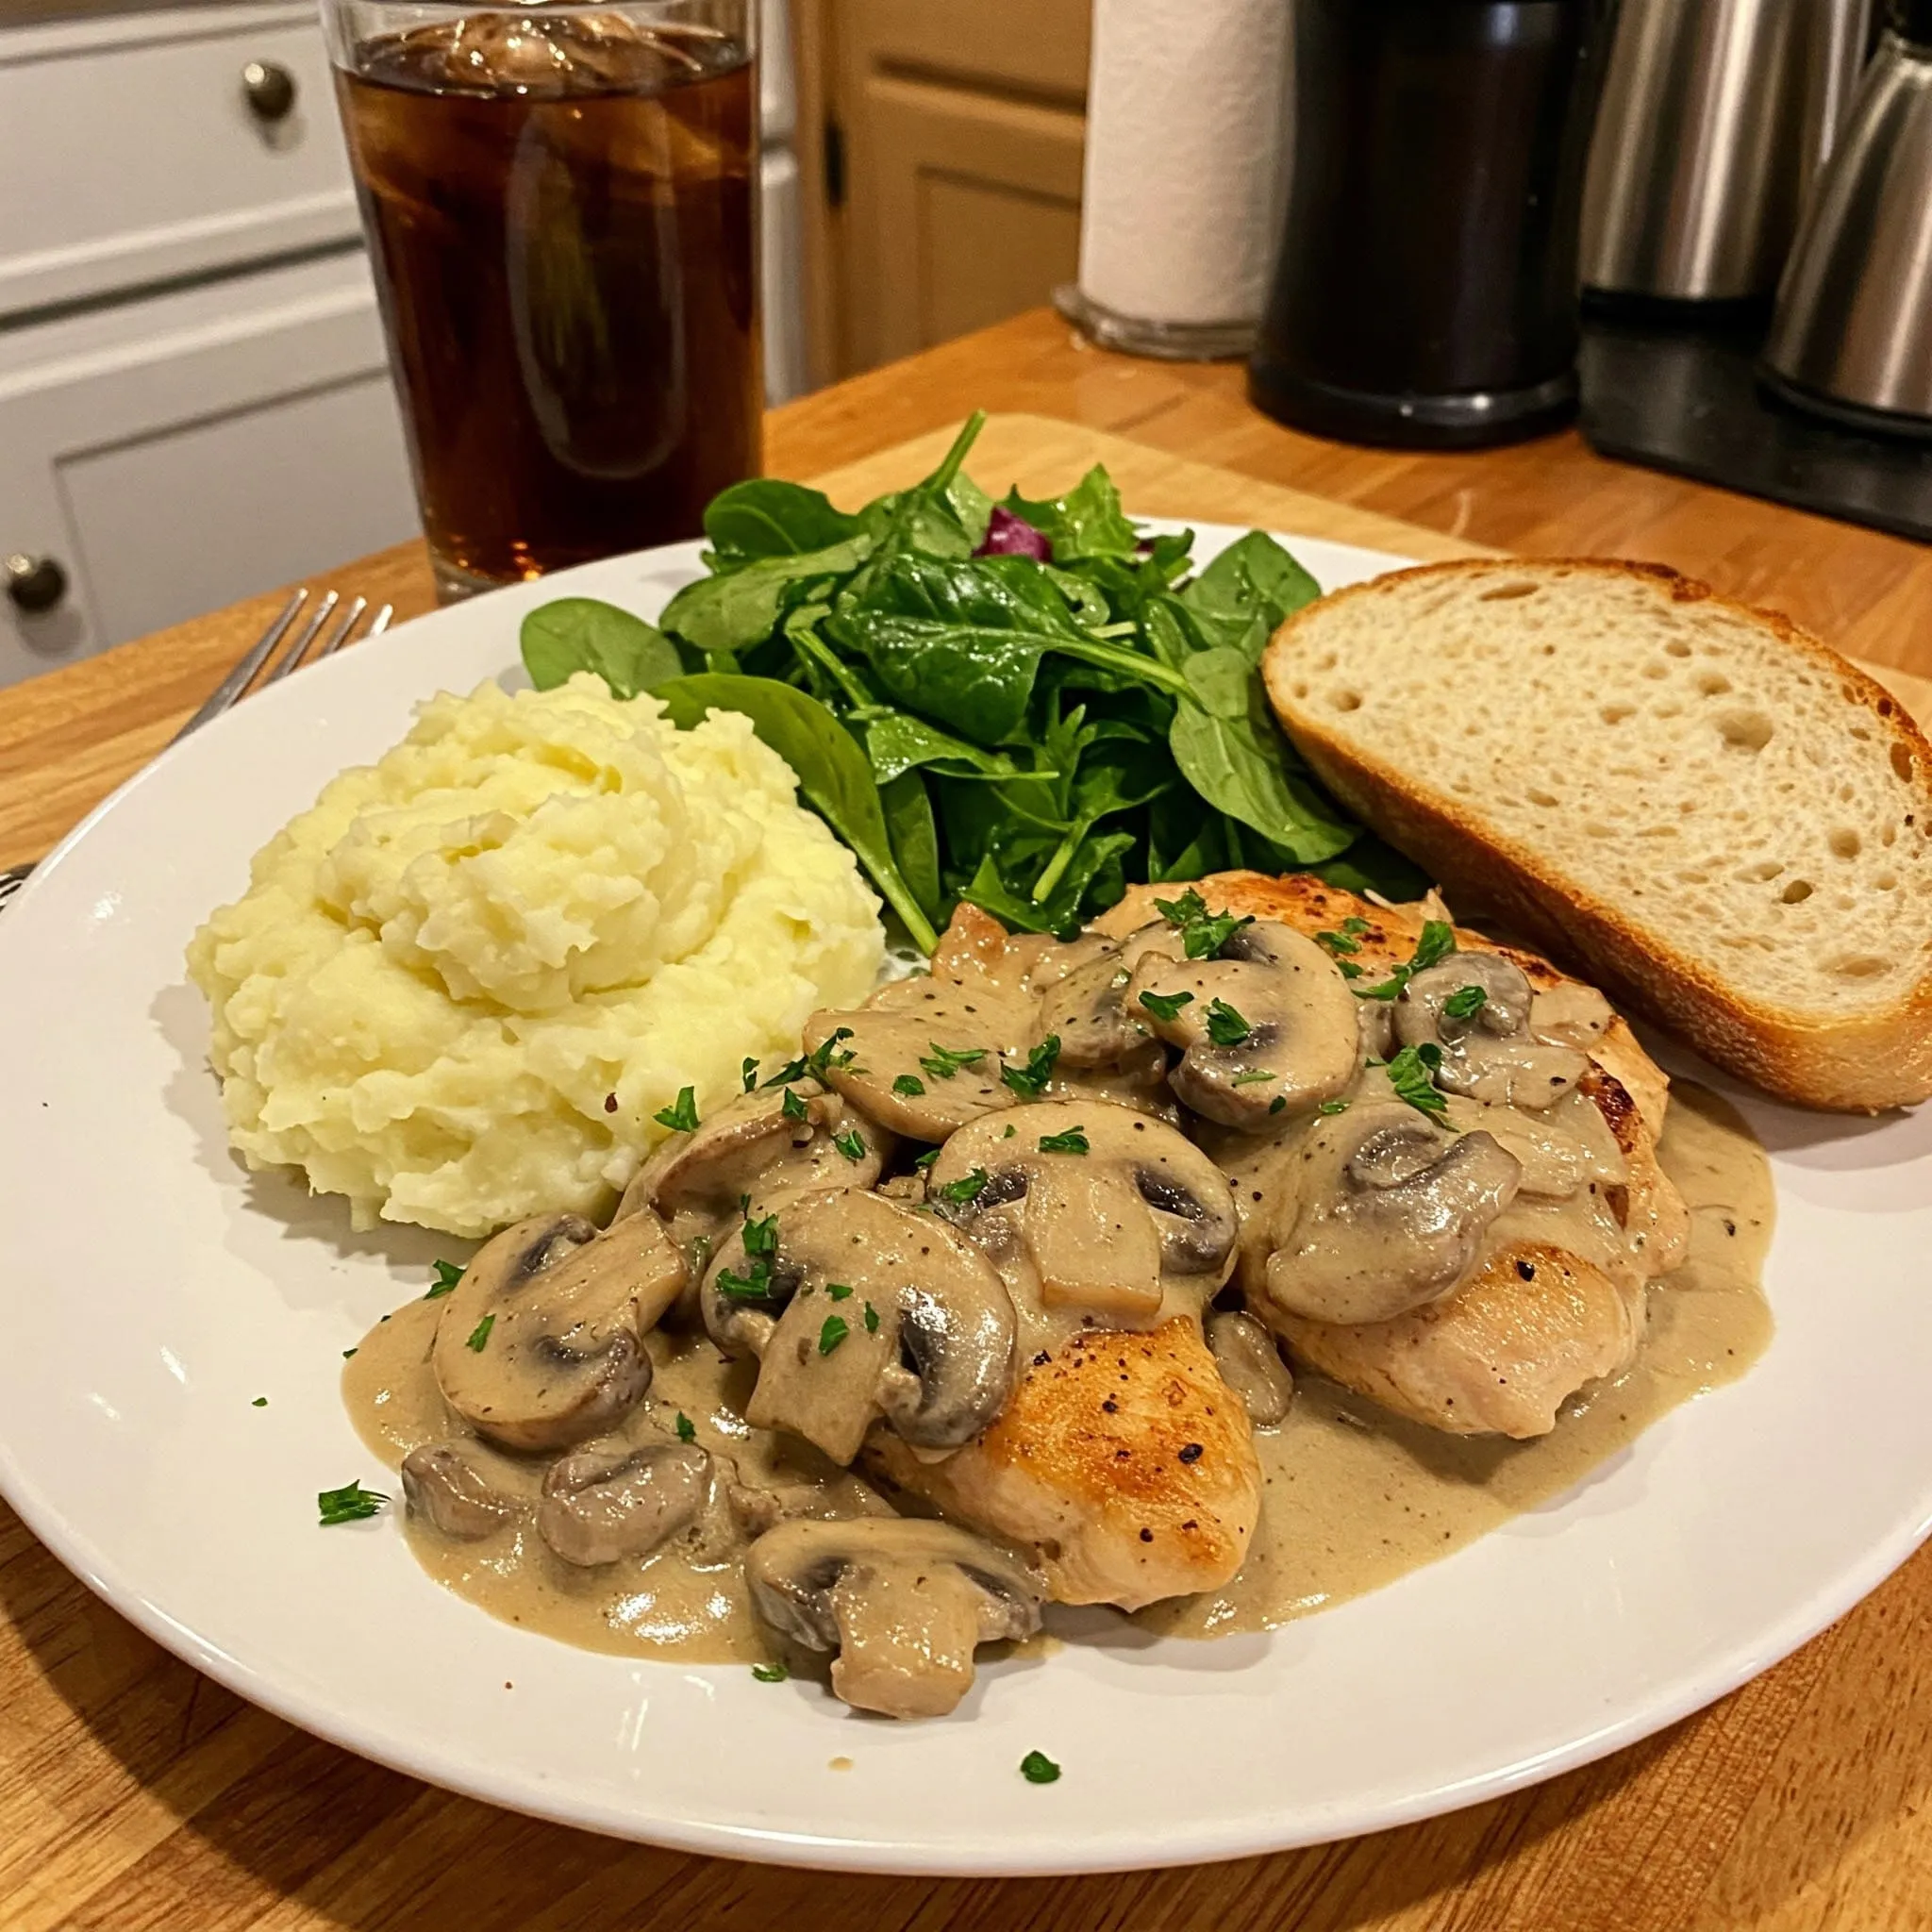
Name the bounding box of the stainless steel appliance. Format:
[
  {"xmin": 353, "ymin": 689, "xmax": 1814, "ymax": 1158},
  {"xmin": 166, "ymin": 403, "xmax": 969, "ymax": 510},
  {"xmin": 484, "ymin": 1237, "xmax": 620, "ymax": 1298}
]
[
  {"xmin": 1763, "ymin": 0, "xmax": 1932, "ymax": 431},
  {"xmin": 1581, "ymin": 0, "xmax": 1874, "ymax": 303}
]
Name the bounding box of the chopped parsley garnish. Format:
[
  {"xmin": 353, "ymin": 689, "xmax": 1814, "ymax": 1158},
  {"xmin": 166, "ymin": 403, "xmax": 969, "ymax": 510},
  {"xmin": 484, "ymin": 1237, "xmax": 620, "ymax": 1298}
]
[
  {"xmin": 1341, "ymin": 915, "xmax": 1371, "ymax": 935},
  {"xmin": 1441, "ymin": 983, "xmax": 1489, "ymax": 1022},
  {"xmin": 464, "ymin": 1314, "xmax": 494, "ymax": 1352},
  {"xmin": 1001, "ymin": 1035, "xmax": 1061, "ymax": 1098},
  {"xmin": 1314, "ymin": 928, "xmax": 1361, "ymax": 958},
  {"xmin": 1269, "ymin": 1096, "xmax": 1287, "ymax": 1114},
  {"xmin": 832, "ymin": 1128, "xmax": 867, "ymax": 1162},
  {"xmin": 1038, "ymin": 1126, "xmax": 1089, "ymax": 1155},
  {"xmin": 818, "ymin": 1314, "xmax": 850, "ymax": 1356},
  {"xmin": 742, "ymin": 1210, "xmax": 779, "ymax": 1257},
  {"xmin": 652, "ymin": 1086, "xmax": 700, "ymax": 1133},
  {"xmin": 714, "ymin": 1266, "xmax": 770, "ymax": 1301},
  {"xmin": 892, "ymin": 1073, "xmax": 926, "ymax": 1097},
  {"xmin": 935, "ymin": 1166, "xmax": 990, "ymax": 1206},
  {"xmin": 1137, "ymin": 988, "xmax": 1194, "ymax": 1024},
  {"xmin": 318, "ymin": 1479, "xmax": 388, "ymax": 1526},
  {"xmin": 1230, "ymin": 1070, "xmax": 1276, "ymax": 1088},
  {"xmin": 1317, "ymin": 1098, "xmax": 1351, "ymax": 1116},
  {"xmin": 826, "ymin": 1282, "xmax": 855, "ymax": 1301},
  {"xmin": 1205, "ymin": 998, "xmax": 1252, "ymax": 1046},
  {"xmin": 919, "ymin": 1041, "xmax": 987, "ymax": 1081},
  {"xmin": 914, "ymin": 1148, "xmax": 941, "ymax": 1173},
  {"xmin": 426, "ymin": 1258, "xmax": 464, "ymax": 1298},
  {"xmin": 1355, "ymin": 919, "xmax": 1457, "ymax": 1002},
  {"xmin": 1153, "ymin": 888, "xmax": 1254, "ymax": 960},
  {"xmin": 675, "ymin": 1411, "xmax": 696, "ymax": 1442},
  {"xmin": 781, "ymin": 1085, "xmax": 808, "ymax": 1122},
  {"xmin": 863, "ymin": 1302, "xmax": 880, "ymax": 1334},
  {"xmin": 1019, "ymin": 1750, "xmax": 1062, "ymax": 1785},
  {"xmin": 741, "ymin": 1056, "xmax": 759, "ymax": 1092},
  {"xmin": 764, "ymin": 1026, "xmax": 858, "ymax": 1089},
  {"xmin": 1386, "ymin": 1041, "xmax": 1449, "ymax": 1118},
  {"xmin": 252, "ymin": 1396, "xmax": 268, "ymax": 1407},
  {"xmin": 751, "ymin": 1660, "xmax": 789, "ymax": 1683},
  {"xmin": 1337, "ymin": 960, "xmax": 1365, "ymax": 980}
]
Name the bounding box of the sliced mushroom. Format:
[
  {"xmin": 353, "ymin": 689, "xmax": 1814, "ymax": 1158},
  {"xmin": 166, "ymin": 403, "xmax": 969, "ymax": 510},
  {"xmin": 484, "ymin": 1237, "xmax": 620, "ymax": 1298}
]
[
  {"xmin": 1530, "ymin": 980, "xmax": 1616, "ymax": 1050},
  {"xmin": 617, "ymin": 1078, "xmax": 887, "ymax": 1270},
  {"xmin": 1124, "ymin": 919, "xmax": 1359, "ymax": 1128},
  {"xmin": 699, "ymin": 1189, "xmax": 1016, "ymax": 1465},
  {"xmin": 399, "ymin": 1442, "xmax": 522, "ymax": 1541},
  {"xmin": 1033, "ymin": 924, "xmax": 1180, "ymax": 1068},
  {"xmin": 745, "ymin": 1517, "xmax": 1043, "ymax": 1718},
  {"xmin": 929, "ymin": 1100, "xmax": 1240, "ymax": 1321},
  {"xmin": 536, "ymin": 1441, "xmax": 709, "ymax": 1567},
  {"xmin": 1259, "ymin": 1102, "xmax": 1523, "ymax": 1324},
  {"xmin": 802, "ymin": 965, "xmax": 1038, "ymax": 1141},
  {"xmin": 1206, "ymin": 1310, "xmax": 1296, "ymax": 1426},
  {"xmin": 433, "ymin": 1209, "xmax": 683, "ymax": 1452},
  {"xmin": 1395, "ymin": 954, "xmax": 1588, "ymax": 1109},
  {"xmin": 1441, "ymin": 1093, "xmax": 1623, "ymax": 1199}
]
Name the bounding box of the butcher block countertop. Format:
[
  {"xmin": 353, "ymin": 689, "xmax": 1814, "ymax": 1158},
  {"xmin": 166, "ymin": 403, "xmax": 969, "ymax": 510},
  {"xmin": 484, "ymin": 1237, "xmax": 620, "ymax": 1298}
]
[{"xmin": 2, "ymin": 308, "xmax": 1929, "ymax": 1932}]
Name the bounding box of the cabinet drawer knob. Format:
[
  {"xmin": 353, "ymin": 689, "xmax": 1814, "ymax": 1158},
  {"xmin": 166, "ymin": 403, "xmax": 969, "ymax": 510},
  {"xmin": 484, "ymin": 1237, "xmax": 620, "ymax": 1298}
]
[
  {"xmin": 242, "ymin": 59, "xmax": 298, "ymax": 124},
  {"xmin": 5, "ymin": 555, "xmax": 68, "ymax": 615}
]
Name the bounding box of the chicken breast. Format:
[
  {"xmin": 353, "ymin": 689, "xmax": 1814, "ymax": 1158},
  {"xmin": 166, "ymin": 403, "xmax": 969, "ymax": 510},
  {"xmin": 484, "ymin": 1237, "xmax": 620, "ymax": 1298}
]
[
  {"xmin": 868, "ymin": 1316, "xmax": 1261, "ymax": 1610},
  {"xmin": 1101, "ymin": 872, "xmax": 1689, "ymax": 1440}
]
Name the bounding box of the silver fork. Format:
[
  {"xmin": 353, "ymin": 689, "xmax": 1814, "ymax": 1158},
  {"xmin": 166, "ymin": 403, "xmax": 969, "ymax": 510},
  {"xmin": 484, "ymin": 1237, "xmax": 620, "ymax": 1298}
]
[{"xmin": 0, "ymin": 586, "xmax": 392, "ymax": 911}]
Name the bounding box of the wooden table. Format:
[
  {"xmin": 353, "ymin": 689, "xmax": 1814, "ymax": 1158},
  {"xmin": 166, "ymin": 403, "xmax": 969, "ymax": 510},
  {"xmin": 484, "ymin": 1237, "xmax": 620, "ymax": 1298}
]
[{"xmin": 4, "ymin": 308, "xmax": 1931, "ymax": 1931}]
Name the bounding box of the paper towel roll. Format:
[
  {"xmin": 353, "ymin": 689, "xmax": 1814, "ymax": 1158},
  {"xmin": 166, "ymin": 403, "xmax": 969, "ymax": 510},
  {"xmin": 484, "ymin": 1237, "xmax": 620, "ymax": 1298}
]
[{"xmin": 1075, "ymin": 0, "xmax": 1293, "ymax": 341}]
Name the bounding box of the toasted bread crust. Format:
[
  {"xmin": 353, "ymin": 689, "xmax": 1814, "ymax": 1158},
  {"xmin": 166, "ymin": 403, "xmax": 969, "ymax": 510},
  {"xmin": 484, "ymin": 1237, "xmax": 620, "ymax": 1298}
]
[{"xmin": 1261, "ymin": 558, "xmax": 1932, "ymax": 1112}]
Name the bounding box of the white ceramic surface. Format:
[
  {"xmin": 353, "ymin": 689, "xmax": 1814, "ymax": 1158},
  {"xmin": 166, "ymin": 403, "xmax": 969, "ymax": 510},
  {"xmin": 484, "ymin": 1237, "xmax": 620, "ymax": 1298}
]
[{"xmin": 0, "ymin": 525, "xmax": 1927, "ymax": 1876}]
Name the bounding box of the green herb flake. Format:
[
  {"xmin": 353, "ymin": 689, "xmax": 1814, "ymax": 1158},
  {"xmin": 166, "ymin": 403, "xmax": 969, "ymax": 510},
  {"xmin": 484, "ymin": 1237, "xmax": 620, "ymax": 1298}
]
[
  {"xmin": 318, "ymin": 1479, "xmax": 388, "ymax": 1526},
  {"xmin": 1205, "ymin": 998, "xmax": 1252, "ymax": 1046},
  {"xmin": 826, "ymin": 1282, "xmax": 855, "ymax": 1301},
  {"xmin": 1153, "ymin": 888, "xmax": 1254, "ymax": 961},
  {"xmin": 741, "ymin": 1056, "xmax": 759, "ymax": 1092},
  {"xmin": 675, "ymin": 1411, "xmax": 697, "ymax": 1443},
  {"xmin": 781, "ymin": 1085, "xmax": 808, "ymax": 1122},
  {"xmin": 252, "ymin": 1396, "xmax": 268, "ymax": 1407},
  {"xmin": 1356, "ymin": 919, "xmax": 1459, "ymax": 1002},
  {"xmin": 1001, "ymin": 1036, "xmax": 1061, "ymax": 1099},
  {"xmin": 1230, "ymin": 1070, "xmax": 1276, "ymax": 1088},
  {"xmin": 1038, "ymin": 1126, "xmax": 1090, "ymax": 1156},
  {"xmin": 1386, "ymin": 1042, "xmax": 1450, "ymax": 1119},
  {"xmin": 936, "ymin": 1166, "xmax": 991, "ymax": 1206},
  {"xmin": 819, "ymin": 1314, "xmax": 851, "ymax": 1356},
  {"xmin": 464, "ymin": 1314, "xmax": 494, "ymax": 1353},
  {"xmin": 806, "ymin": 1026, "xmax": 858, "ymax": 1078},
  {"xmin": 742, "ymin": 1210, "xmax": 779, "ymax": 1257},
  {"xmin": 1341, "ymin": 916, "xmax": 1372, "ymax": 935},
  {"xmin": 832, "ymin": 1128, "xmax": 867, "ymax": 1162},
  {"xmin": 1315, "ymin": 928, "xmax": 1361, "ymax": 957},
  {"xmin": 1337, "ymin": 960, "xmax": 1365, "ymax": 980},
  {"xmin": 1019, "ymin": 1750, "xmax": 1062, "ymax": 1785},
  {"xmin": 919, "ymin": 1042, "xmax": 987, "ymax": 1081},
  {"xmin": 426, "ymin": 1258, "xmax": 464, "ymax": 1299},
  {"xmin": 863, "ymin": 1302, "xmax": 881, "ymax": 1334},
  {"xmin": 892, "ymin": 1073, "xmax": 926, "ymax": 1097},
  {"xmin": 1269, "ymin": 1096, "xmax": 1288, "ymax": 1114},
  {"xmin": 1137, "ymin": 988, "xmax": 1194, "ymax": 1024},
  {"xmin": 1442, "ymin": 984, "xmax": 1489, "ymax": 1021},
  {"xmin": 653, "ymin": 1086, "xmax": 700, "ymax": 1134},
  {"xmin": 914, "ymin": 1148, "xmax": 941, "ymax": 1173},
  {"xmin": 715, "ymin": 1266, "xmax": 771, "ymax": 1302},
  {"xmin": 1317, "ymin": 1098, "xmax": 1351, "ymax": 1116},
  {"xmin": 751, "ymin": 1660, "xmax": 789, "ymax": 1684}
]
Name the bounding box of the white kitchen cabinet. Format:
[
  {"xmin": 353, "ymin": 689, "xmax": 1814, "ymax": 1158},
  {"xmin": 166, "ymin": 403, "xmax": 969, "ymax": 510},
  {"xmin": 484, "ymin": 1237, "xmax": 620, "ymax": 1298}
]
[{"xmin": 0, "ymin": 249, "xmax": 418, "ymax": 685}]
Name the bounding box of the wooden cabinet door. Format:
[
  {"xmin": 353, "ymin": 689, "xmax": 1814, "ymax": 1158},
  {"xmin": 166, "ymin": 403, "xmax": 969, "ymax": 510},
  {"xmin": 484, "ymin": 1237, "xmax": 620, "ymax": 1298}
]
[{"xmin": 825, "ymin": 0, "xmax": 1090, "ymax": 375}]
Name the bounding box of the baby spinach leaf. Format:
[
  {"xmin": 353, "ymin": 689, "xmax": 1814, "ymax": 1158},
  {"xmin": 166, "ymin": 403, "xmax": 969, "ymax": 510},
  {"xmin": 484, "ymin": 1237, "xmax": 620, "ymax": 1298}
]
[
  {"xmin": 659, "ymin": 538, "xmax": 874, "ymax": 658},
  {"xmin": 880, "ymin": 771, "xmax": 944, "ymax": 924},
  {"xmin": 702, "ymin": 479, "xmax": 865, "ymax": 567},
  {"xmin": 1181, "ymin": 531, "xmax": 1322, "ymax": 664},
  {"xmin": 859, "ymin": 712, "xmax": 1025, "ymax": 786},
  {"xmin": 1000, "ymin": 465, "xmax": 1140, "ymax": 560},
  {"xmin": 1170, "ymin": 691, "xmax": 1357, "ymax": 864},
  {"xmin": 653, "ymin": 673, "xmax": 938, "ymax": 952},
  {"xmin": 1180, "ymin": 646, "xmax": 1255, "ymax": 722},
  {"xmin": 520, "ymin": 597, "xmax": 684, "ymax": 699}
]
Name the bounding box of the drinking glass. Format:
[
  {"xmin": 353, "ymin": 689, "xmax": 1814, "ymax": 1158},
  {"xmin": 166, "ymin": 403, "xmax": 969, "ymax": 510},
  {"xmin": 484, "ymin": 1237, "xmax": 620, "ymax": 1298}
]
[{"xmin": 324, "ymin": 0, "xmax": 761, "ymax": 601}]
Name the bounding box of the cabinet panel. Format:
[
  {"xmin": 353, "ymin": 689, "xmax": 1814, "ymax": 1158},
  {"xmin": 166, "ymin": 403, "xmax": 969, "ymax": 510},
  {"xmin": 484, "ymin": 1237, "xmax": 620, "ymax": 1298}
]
[
  {"xmin": 0, "ymin": 3, "xmax": 359, "ymax": 318},
  {"xmin": 851, "ymin": 74, "xmax": 1084, "ymax": 367},
  {"xmin": 0, "ymin": 249, "xmax": 416, "ymax": 687}
]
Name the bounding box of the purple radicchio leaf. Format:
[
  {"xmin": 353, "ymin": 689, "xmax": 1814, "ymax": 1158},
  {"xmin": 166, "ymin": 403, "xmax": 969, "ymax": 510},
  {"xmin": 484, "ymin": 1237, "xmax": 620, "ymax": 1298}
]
[{"xmin": 974, "ymin": 505, "xmax": 1054, "ymax": 563}]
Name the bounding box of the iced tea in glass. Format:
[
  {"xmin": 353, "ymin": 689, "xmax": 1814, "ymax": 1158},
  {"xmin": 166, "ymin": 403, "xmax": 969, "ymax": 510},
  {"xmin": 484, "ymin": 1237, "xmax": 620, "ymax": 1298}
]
[{"xmin": 325, "ymin": 0, "xmax": 760, "ymax": 601}]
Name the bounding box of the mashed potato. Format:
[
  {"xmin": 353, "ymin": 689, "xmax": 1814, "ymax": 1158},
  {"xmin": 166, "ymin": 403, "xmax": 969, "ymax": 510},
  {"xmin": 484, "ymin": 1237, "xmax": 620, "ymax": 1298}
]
[{"xmin": 188, "ymin": 674, "xmax": 883, "ymax": 1236}]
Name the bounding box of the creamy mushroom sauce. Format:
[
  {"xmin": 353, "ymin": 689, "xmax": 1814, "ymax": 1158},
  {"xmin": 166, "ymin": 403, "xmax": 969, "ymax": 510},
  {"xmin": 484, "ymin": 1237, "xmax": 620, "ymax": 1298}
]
[{"xmin": 341, "ymin": 917, "xmax": 1773, "ymax": 1674}]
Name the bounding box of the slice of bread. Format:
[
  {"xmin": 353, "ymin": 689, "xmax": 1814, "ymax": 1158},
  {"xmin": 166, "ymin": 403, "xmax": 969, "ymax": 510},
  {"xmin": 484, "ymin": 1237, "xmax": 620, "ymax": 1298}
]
[{"xmin": 1261, "ymin": 558, "xmax": 1932, "ymax": 1112}]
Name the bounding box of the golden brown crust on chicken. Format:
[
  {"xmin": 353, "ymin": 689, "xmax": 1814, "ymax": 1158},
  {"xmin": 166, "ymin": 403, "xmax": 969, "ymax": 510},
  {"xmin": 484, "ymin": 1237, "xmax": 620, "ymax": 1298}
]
[
  {"xmin": 1275, "ymin": 1240, "xmax": 1643, "ymax": 1440},
  {"xmin": 868, "ymin": 1316, "xmax": 1261, "ymax": 1610}
]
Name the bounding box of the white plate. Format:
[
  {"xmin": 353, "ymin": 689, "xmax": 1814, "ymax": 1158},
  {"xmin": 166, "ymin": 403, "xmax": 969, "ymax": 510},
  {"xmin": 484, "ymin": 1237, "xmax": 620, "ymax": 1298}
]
[{"xmin": 1, "ymin": 525, "xmax": 1928, "ymax": 1876}]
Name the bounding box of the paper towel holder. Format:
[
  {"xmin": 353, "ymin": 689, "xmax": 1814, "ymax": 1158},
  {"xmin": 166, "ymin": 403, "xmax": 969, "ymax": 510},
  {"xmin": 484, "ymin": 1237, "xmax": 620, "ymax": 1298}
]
[{"xmin": 1055, "ymin": 287, "xmax": 1258, "ymax": 362}]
